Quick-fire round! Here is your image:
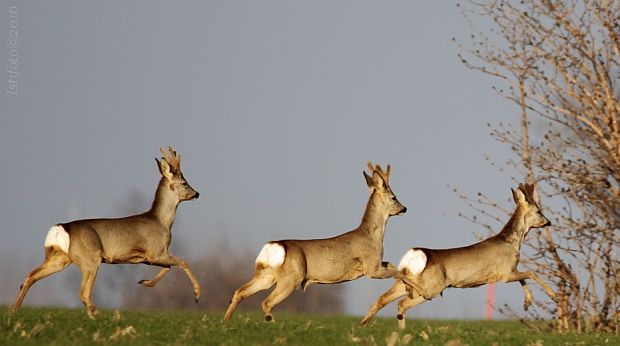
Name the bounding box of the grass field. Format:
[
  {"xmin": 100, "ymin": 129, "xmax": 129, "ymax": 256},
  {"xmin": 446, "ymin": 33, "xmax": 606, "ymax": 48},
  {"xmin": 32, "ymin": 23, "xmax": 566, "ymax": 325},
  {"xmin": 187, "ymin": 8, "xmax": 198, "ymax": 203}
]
[{"xmin": 1, "ymin": 307, "xmax": 617, "ymax": 345}]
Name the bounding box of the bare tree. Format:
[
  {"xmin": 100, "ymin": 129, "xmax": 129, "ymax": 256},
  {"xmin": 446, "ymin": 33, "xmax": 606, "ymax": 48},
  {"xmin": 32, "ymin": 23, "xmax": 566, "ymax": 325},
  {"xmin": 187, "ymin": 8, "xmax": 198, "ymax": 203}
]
[{"xmin": 455, "ymin": 0, "xmax": 619, "ymax": 333}]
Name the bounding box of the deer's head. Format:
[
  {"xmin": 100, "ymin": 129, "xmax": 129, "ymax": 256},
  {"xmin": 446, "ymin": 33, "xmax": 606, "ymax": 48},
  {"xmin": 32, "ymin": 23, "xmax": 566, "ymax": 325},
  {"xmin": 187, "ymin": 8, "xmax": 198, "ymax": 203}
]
[
  {"xmin": 156, "ymin": 147, "xmax": 200, "ymax": 202},
  {"xmin": 511, "ymin": 183, "xmax": 551, "ymax": 231},
  {"xmin": 364, "ymin": 162, "xmax": 407, "ymax": 216}
]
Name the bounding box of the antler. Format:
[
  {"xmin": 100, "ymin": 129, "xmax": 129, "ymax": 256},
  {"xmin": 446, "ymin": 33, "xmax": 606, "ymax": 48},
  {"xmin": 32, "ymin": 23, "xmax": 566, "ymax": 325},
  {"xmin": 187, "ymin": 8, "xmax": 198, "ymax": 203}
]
[
  {"xmin": 518, "ymin": 183, "xmax": 537, "ymax": 206},
  {"xmin": 367, "ymin": 161, "xmax": 391, "ymax": 183},
  {"xmin": 160, "ymin": 146, "xmax": 182, "ymax": 172}
]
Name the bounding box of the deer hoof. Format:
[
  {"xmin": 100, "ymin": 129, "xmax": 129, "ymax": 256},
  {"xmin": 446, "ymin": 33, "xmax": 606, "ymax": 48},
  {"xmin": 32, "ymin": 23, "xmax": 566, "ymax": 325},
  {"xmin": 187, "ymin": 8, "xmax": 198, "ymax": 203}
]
[
  {"xmin": 87, "ymin": 308, "xmax": 98, "ymax": 320},
  {"xmin": 523, "ymin": 300, "xmax": 531, "ymax": 311},
  {"xmin": 138, "ymin": 280, "xmax": 153, "ymax": 287},
  {"xmin": 265, "ymin": 315, "xmax": 273, "ymax": 322}
]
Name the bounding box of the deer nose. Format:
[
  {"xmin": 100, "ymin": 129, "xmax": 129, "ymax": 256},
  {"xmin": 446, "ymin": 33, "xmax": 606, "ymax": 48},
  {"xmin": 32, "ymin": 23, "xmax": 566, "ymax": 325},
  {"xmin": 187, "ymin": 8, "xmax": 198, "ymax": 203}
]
[
  {"xmin": 401, "ymin": 207, "xmax": 407, "ymax": 213},
  {"xmin": 194, "ymin": 192, "xmax": 200, "ymax": 199},
  {"xmin": 544, "ymin": 220, "xmax": 551, "ymax": 227}
]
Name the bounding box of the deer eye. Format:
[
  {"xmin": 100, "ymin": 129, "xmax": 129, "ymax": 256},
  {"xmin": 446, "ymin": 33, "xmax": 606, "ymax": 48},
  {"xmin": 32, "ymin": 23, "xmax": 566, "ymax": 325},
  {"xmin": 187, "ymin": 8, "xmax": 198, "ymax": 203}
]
[
  {"xmin": 182, "ymin": 182, "xmax": 188, "ymax": 187},
  {"xmin": 391, "ymin": 195, "xmax": 397, "ymax": 201}
]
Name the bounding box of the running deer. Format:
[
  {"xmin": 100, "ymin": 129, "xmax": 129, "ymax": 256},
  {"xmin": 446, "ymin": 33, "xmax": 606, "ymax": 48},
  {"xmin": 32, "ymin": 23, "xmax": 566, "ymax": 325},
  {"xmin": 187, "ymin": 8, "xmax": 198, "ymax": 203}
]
[
  {"xmin": 12, "ymin": 147, "xmax": 201, "ymax": 318},
  {"xmin": 224, "ymin": 162, "xmax": 408, "ymax": 322},
  {"xmin": 360, "ymin": 183, "xmax": 557, "ymax": 329}
]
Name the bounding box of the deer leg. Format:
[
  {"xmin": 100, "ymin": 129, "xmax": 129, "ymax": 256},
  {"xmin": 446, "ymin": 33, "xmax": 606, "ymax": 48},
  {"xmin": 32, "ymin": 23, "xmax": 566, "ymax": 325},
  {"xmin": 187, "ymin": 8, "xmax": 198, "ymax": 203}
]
[
  {"xmin": 224, "ymin": 269, "xmax": 276, "ymax": 321},
  {"xmin": 261, "ymin": 278, "xmax": 298, "ymax": 322},
  {"xmin": 138, "ymin": 267, "xmax": 170, "ymax": 287},
  {"xmin": 366, "ymin": 261, "xmax": 399, "ymax": 279},
  {"xmin": 77, "ymin": 262, "xmax": 100, "ymax": 319},
  {"xmin": 398, "ymin": 275, "xmax": 429, "ymax": 300},
  {"xmin": 12, "ymin": 249, "xmax": 71, "ymax": 312},
  {"xmin": 367, "ymin": 262, "xmax": 409, "ymax": 284},
  {"xmin": 360, "ymin": 280, "xmax": 408, "ymax": 326},
  {"xmin": 519, "ymin": 279, "xmax": 534, "ymax": 311},
  {"xmin": 366, "ymin": 262, "xmax": 428, "ymax": 300},
  {"xmin": 150, "ymin": 255, "xmax": 201, "ymax": 303},
  {"xmin": 506, "ymin": 271, "xmax": 556, "ymax": 302},
  {"xmin": 396, "ymin": 295, "xmax": 425, "ymax": 330}
]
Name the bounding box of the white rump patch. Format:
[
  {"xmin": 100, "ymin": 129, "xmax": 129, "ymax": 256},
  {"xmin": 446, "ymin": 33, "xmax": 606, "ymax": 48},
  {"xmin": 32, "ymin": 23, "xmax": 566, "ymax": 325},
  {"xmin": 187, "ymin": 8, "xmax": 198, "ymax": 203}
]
[
  {"xmin": 398, "ymin": 248, "xmax": 427, "ymax": 275},
  {"xmin": 255, "ymin": 242, "xmax": 285, "ymax": 268},
  {"xmin": 44, "ymin": 225, "xmax": 70, "ymax": 254}
]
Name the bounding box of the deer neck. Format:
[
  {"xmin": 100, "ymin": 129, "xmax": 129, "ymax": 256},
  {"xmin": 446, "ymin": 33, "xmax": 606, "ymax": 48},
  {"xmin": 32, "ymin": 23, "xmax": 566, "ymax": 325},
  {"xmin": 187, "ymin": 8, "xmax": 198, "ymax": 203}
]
[
  {"xmin": 359, "ymin": 193, "xmax": 390, "ymax": 241},
  {"xmin": 148, "ymin": 179, "xmax": 180, "ymax": 229},
  {"xmin": 497, "ymin": 208, "xmax": 528, "ymax": 250}
]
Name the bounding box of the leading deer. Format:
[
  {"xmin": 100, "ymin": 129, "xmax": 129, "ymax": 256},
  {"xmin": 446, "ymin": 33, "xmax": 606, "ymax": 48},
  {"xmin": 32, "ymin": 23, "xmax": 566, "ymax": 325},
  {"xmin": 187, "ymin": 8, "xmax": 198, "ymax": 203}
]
[
  {"xmin": 360, "ymin": 183, "xmax": 557, "ymax": 329},
  {"xmin": 224, "ymin": 162, "xmax": 408, "ymax": 322},
  {"xmin": 12, "ymin": 147, "xmax": 201, "ymax": 318}
]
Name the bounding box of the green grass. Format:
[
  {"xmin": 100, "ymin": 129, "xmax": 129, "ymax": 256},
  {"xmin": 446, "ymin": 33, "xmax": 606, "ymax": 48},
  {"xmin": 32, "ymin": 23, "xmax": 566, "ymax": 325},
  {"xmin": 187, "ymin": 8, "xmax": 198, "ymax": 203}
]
[{"xmin": 1, "ymin": 307, "xmax": 617, "ymax": 345}]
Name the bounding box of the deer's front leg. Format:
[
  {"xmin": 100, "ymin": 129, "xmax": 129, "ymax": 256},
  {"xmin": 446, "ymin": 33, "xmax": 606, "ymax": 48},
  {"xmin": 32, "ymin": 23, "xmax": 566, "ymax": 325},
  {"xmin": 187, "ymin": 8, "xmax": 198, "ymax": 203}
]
[
  {"xmin": 519, "ymin": 279, "xmax": 533, "ymax": 311},
  {"xmin": 151, "ymin": 255, "xmax": 201, "ymax": 302},
  {"xmin": 365, "ymin": 261, "xmax": 428, "ymax": 300},
  {"xmin": 370, "ymin": 261, "xmax": 399, "ymax": 279},
  {"xmin": 138, "ymin": 267, "xmax": 170, "ymax": 287},
  {"xmin": 506, "ymin": 271, "xmax": 556, "ymax": 302}
]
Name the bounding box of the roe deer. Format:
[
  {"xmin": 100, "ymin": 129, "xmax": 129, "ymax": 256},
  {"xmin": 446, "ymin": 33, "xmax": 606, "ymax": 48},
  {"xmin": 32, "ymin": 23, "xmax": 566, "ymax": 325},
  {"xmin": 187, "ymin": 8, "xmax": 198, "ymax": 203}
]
[
  {"xmin": 12, "ymin": 147, "xmax": 201, "ymax": 318},
  {"xmin": 224, "ymin": 162, "xmax": 407, "ymax": 322},
  {"xmin": 360, "ymin": 183, "xmax": 557, "ymax": 329}
]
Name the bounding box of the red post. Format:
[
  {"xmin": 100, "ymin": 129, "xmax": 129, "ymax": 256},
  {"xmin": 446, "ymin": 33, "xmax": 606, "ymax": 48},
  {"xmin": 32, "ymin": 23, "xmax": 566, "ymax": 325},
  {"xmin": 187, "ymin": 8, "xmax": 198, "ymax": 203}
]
[{"xmin": 485, "ymin": 282, "xmax": 496, "ymax": 320}]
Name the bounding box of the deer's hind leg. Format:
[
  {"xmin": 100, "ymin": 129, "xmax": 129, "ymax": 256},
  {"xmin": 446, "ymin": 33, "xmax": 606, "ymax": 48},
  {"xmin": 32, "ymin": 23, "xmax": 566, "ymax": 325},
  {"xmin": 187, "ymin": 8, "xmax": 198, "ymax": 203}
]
[
  {"xmin": 74, "ymin": 257, "xmax": 101, "ymax": 319},
  {"xmin": 12, "ymin": 248, "xmax": 71, "ymax": 312},
  {"xmin": 261, "ymin": 275, "xmax": 301, "ymax": 322},
  {"xmin": 396, "ymin": 294, "xmax": 426, "ymax": 329},
  {"xmin": 260, "ymin": 256, "xmax": 305, "ymax": 322},
  {"xmin": 360, "ymin": 279, "xmax": 409, "ymax": 326},
  {"xmin": 224, "ymin": 265, "xmax": 276, "ymax": 321}
]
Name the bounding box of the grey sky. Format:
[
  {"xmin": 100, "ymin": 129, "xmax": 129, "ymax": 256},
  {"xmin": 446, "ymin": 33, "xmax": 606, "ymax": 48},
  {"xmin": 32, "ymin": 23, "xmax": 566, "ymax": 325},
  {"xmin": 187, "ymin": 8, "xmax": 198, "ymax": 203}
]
[{"xmin": 1, "ymin": 1, "xmax": 527, "ymax": 318}]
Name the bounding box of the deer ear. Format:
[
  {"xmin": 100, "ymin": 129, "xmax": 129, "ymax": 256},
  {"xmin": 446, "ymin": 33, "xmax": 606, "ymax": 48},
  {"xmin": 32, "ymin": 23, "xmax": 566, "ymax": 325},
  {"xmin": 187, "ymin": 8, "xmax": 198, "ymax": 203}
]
[
  {"xmin": 512, "ymin": 188, "xmax": 526, "ymax": 205},
  {"xmin": 363, "ymin": 171, "xmax": 373, "ymax": 189},
  {"xmin": 156, "ymin": 158, "xmax": 173, "ymax": 179}
]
